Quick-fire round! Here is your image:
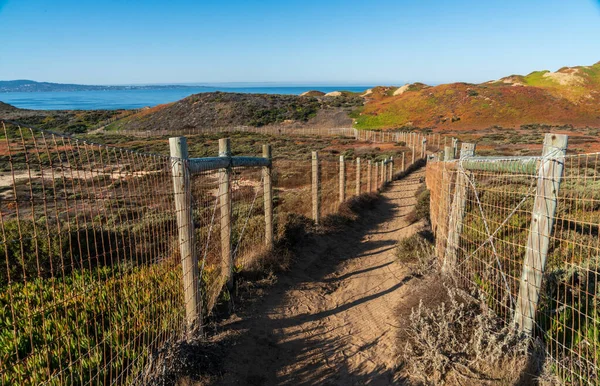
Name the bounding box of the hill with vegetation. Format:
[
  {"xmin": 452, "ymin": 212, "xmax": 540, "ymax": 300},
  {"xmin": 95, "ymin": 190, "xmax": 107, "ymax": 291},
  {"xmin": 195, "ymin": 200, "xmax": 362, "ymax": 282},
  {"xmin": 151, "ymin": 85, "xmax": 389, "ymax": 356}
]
[
  {"xmin": 353, "ymin": 61, "xmax": 600, "ymax": 129},
  {"xmin": 0, "ymin": 102, "xmax": 129, "ymax": 133},
  {"xmin": 108, "ymin": 91, "xmax": 363, "ymax": 131}
]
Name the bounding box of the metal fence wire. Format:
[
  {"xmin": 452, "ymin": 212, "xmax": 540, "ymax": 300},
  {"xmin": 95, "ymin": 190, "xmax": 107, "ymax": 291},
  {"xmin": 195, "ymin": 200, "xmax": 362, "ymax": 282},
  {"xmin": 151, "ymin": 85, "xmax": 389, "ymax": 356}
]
[
  {"xmin": 0, "ymin": 119, "xmax": 428, "ymax": 385},
  {"xmin": 427, "ymin": 140, "xmax": 600, "ymax": 385},
  {"xmin": 0, "ymin": 121, "xmax": 185, "ymax": 385}
]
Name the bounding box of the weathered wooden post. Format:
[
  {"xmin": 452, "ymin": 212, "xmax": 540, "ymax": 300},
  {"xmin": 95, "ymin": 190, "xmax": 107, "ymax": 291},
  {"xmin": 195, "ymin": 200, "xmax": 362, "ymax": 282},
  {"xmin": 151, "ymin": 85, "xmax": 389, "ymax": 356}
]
[
  {"xmin": 339, "ymin": 155, "xmax": 346, "ymax": 203},
  {"xmin": 355, "ymin": 157, "xmax": 361, "ymax": 195},
  {"xmin": 218, "ymin": 138, "xmax": 233, "ymax": 289},
  {"xmin": 375, "ymin": 161, "xmax": 379, "ymax": 190},
  {"xmin": 388, "ymin": 156, "xmax": 394, "ymax": 181},
  {"xmin": 422, "ymin": 138, "xmax": 427, "ymax": 159},
  {"xmin": 312, "ymin": 151, "xmax": 320, "ymax": 224},
  {"xmin": 514, "ymin": 133, "xmax": 568, "ymax": 335},
  {"xmin": 169, "ymin": 137, "xmax": 201, "ymax": 331},
  {"xmin": 452, "ymin": 138, "xmax": 459, "ymax": 159},
  {"xmin": 402, "ymin": 152, "xmax": 406, "ymax": 172},
  {"xmin": 444, "ymin": 146, "xmax": 454, "ymax": 162},
  {"xmin": 367, "ymin": 160, "xmax": 372, "ymax": 192},
  {"xmin": 263, "ymin": 144, "xmax": 273, "ymax": 249},
  {"xmin": 443, "ymin": 143, "xmax": 475, "ymax": 273},
  {"xmin": 411, "ymin": 144, "xmax": 416, "ymax": 165}
]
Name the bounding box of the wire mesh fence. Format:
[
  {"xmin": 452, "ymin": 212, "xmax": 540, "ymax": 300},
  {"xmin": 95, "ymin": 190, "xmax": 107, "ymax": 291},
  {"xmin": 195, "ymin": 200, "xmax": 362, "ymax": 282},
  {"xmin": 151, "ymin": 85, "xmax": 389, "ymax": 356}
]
[
  {"xmin": 1, "ymin": 118, "xmax": 424, "ymax": 385},
  {"xmin": 0, "ymin": 121, "xmax": 185, "ymax": 385},
  {"xmin": 427, "ymin": 140, "xmax": 600, "ymax": 385}
]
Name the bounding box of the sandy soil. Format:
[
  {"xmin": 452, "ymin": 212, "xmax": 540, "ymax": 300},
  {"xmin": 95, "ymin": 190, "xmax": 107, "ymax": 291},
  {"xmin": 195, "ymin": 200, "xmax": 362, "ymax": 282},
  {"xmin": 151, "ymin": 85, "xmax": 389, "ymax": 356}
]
[
  {"xmin": 212, "ymin": 170, "xmax": 426, "ymax": 385},
  {"xmin": 392, "ymin": 84, "xmax": 410, "ymax": 96}
]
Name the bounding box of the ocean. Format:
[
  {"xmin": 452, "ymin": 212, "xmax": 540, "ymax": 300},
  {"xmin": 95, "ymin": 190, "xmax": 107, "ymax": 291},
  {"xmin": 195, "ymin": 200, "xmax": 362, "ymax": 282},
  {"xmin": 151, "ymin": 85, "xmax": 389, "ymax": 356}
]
[{"xmin": 0, "ymin": 86, "xmax": 372, "ymax": 110}]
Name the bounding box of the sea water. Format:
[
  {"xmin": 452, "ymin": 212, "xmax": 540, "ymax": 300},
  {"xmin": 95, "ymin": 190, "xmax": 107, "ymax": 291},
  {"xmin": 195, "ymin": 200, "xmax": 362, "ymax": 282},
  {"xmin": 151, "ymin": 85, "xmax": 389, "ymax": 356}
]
[{"xmin": 1, "ymin": 86, "xmax": 371, "ymax": 110}]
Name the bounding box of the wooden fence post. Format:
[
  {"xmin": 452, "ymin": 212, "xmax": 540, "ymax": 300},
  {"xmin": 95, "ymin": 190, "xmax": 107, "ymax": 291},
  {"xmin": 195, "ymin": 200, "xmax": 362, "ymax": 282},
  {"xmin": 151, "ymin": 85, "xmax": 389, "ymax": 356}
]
[
  {"xmin": 263, "ymin": 144, "xmax": 273, "ymax": 249},
  {"xmin": 169, "ymin": 137, "xmax": 201, "ymax": 331},
  {"xmin": 452, "ymin": 138, "xmax": 458, "ymax": 159},
  {"xmin": 367, "ymin": 160, "xmax": 372, "ymax": 192},
  {"xmin": 219, "ymin": 138, "xmax": 233, "ymax": 289},
  {"xmin": 422, "ymin": 138, "xmax": 427, "ymax": 159},
  {"xmin": 389, "ymin": 156, "xmax": 394, "ymax": 181},
  {"xmin": 356, "ymin": 157, "xmax": 361, "ymax": 195},
  {"xmin": 443, "ymin": 142, "xmax": 475, "ymax": 273},
  {"xmin": 375, "ymin": 161, "xmax": 379, "ymax": 190},
  {"xmin": 514, "ymin": 133, "xmax": 568, "ymax": 335},
  {"xmin": 339, "ymin": 155, "xmax": 346, "ymax": 203},
  {"xmin": 312, "ymin": 151, "xmax": 320, "ymax": 224},
  {"xmin": 444, "ymin": 146, "xmax": 454, "ymax": 162},
  {"xmin": 402, "ymin": 152, "xmax": 406, "ymax": 172}
]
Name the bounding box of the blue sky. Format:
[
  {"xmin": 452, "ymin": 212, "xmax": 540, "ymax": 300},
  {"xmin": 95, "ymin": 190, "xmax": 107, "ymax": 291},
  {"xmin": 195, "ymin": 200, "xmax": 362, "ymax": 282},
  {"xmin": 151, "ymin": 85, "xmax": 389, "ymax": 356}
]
[{"xmin": 1, "ymin": 0, "xmax": 600, "ymax": 85}]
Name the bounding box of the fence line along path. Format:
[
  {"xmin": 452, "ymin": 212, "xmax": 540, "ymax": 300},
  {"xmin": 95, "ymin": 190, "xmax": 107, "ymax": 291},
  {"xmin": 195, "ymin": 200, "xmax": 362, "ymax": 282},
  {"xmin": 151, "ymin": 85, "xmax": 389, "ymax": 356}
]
[
  {"xmin": 0, "ymin": 119, "xmax": 423, "ymax": 385},
  {"xmin": 427, "ymin": 132, "xmax": 599, "ymax": 384}
]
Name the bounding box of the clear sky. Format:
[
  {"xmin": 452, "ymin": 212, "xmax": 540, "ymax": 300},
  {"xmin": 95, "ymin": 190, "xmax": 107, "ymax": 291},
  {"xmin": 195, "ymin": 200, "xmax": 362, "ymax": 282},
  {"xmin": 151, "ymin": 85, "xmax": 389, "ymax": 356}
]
[{"xmin": 1, "ymin": 0, "xmax": 600, "ymax": 85}]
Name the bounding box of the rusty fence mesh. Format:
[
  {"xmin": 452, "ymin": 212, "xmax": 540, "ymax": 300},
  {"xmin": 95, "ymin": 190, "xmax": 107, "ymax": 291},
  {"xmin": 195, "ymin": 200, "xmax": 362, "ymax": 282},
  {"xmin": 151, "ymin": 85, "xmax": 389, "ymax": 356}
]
[{"xmin": 427, "ymin": 152, "xmax": 600, "ymax": 384}]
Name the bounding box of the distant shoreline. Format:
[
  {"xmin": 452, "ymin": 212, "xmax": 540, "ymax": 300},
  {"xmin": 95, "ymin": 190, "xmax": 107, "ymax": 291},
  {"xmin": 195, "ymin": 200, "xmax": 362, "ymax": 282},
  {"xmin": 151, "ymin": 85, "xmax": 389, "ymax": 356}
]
[
  {"xmin": 0, "ymin": 86, "xmax": 371, "ymax": 111},
  {"xmin": 0, "ymin": 80, "xmax": 207, "ymax": 93}
]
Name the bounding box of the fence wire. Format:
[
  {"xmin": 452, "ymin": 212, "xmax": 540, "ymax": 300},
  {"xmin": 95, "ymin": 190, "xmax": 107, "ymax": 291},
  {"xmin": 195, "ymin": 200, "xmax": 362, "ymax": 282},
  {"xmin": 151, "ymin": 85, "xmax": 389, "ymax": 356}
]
[
  {"xmin": 427, "ymin": 151, "xmax": 600, "ymax": 385},
  {"xmin": 0, "ymin": 118, "xmax": 426, "ymax": 385},
  {"xmin": 0, "ymin": 121, "xmax": 185, "ymax": 385}
]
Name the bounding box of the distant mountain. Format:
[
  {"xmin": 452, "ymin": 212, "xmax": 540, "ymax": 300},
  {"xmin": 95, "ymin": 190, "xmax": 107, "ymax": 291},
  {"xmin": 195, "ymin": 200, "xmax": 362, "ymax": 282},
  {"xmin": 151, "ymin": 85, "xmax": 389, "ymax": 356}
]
[
  {"xmin": 354, "ymin": 61, "xmax": 600, "ymax": 129},
  {"xmin": 0, "ymin": 80, "xmax": 200, "ymax": 93}
]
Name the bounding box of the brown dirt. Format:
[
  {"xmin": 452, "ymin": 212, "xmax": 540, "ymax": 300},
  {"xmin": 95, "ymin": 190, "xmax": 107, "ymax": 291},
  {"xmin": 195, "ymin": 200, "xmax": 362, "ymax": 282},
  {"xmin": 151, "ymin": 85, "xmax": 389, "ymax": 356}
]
[{"xmin": 211, "ymin": 170, "xmax": 427, "ymax": 385}]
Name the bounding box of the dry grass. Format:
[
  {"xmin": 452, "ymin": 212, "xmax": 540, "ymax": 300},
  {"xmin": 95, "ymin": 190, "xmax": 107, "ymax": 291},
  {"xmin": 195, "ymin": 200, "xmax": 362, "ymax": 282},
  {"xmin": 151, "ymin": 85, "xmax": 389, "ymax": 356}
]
[
  {"xmin": 139, "ymin": 336, "xmax": 227, "ymax": 386},
  {"xmin": 396, "ymin": 231, "xmax": 436, "ymax": 276},
  {"xmin": 400, "ymin": 286, "xmax": 532, "ymax": 385}
]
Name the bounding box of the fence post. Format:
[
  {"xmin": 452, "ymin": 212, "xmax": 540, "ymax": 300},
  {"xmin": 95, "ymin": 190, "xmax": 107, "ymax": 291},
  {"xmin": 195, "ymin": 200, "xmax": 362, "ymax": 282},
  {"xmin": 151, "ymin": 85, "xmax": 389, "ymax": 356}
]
[
  {"xmin": 356, "ymin": 157, "xmax": 361, "ymax": 195},
  {"xmin": 514, "ymin": 133, "xmax": 568, "ymax": 335},
  {"xmin": 169, "ymin": 137, "xmax": 201, "ymax": 331},
  {"xmin": 389, "ymin": 156, "xmax": 394, "ymax": 181},
  {"xmin": 375, "ymin": 161, "xmax": 379, "ymax": 190},
  {"xmin": 443, "ymin": 142, "xmax": 475, "ymax": 273},
  {"xmin": 263, "ymin": 144, "xmax": 273, "ymax": 249},
  {"xmin": 367, "ymin": 160, "xmax": 372, "ymax": 192},
  {"xmin": 339, "ymin": 155, "xmax": 346, "ymax": 203},
  {"xmin": 444, "ymin": 146, "xmax": 454, "ymax": 162},
  {"xmin": 422, "ymin": 138, "xmax": 427, "ymax": 159},
  {"xmin": 402, "ymin": 152, "xmax": 406, "ymax": 172},
  {"xmin": 218, "ymin": 138, "xmax": 233, "ymax": 289},
  {"xmin": 312, "ymin": 151, "xmax": 320, "ymax": 224},
  {"xmin": 452, "ymin": 138, "xmax": 458, "ymax": 159}
]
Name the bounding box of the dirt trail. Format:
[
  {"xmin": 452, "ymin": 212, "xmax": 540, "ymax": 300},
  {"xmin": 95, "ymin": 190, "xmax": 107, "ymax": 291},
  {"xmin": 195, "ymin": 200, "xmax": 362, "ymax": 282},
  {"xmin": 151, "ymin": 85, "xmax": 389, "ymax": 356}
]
[{"xmin": 215, "ymin": 170, "xmax": 426, "ymax": 386}]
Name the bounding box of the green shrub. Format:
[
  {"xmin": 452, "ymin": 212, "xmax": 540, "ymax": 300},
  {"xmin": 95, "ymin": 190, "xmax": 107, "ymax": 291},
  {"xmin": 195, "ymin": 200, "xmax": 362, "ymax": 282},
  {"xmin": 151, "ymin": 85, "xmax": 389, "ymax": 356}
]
[
  {"xmin": 396, "ymin": 231, "xmax": 435, "ymax": 275},
  {"xmin": 406, "ymin": 183, "xmax": 430, "ymax": 224}
]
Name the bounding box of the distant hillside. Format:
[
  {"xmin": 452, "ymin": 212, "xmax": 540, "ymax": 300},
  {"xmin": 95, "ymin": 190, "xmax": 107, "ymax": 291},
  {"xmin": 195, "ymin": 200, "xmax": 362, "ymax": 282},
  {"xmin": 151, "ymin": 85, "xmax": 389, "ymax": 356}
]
[
  {"xmin": 0, "ymin": 101, "xmax": 19, "ymax": 113},
  {"xmin": 110, "ymin": 91, "xmax": 363, "ymax": 131},
  {"xmin": 354, "ymin": 61, "xmax": 600, "ymax": 129},
  {"xmin": 0, "ymin": 101, "xmax": 129, "ymax": 133},
  {"xmin": 0, "ymin": 80, "xmax": 198, "ymax": 93}
]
